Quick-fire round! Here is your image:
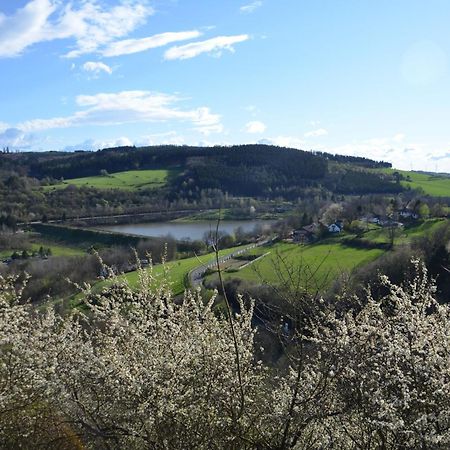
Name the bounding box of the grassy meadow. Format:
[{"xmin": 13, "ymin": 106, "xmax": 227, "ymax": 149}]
[
  {"xmin": 380, "ymin": 169, "xmax": 450, "ymax": 197},
  {"xmin": 0, "ymin": 235, "xmax": 85, "ymax": 260},
  {"xmin": 74, "ymin": 219, "xmax": 447, "ymax": 302},
  {"xmin": 75, "ymin": 244, "xmax": 248, "ymax": 302},
  {"xmin": 207, "ymin": 219, "xmax": 447, "ymax": 289},
  {"xmin": 217, "ymin": 241, "xmax": 384, "ymax": 289},
  {"xmin": 361, "ymin": 218, "xmax": 445, "ymax": 245},
  {"xmin": 43, "ymin": 169, "xmax": 178, "ymax": 191}
]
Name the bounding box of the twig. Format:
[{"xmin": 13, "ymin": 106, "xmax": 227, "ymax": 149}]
[{"xmin": 212, "ymin": 211, "xmax": 246, "ymax": 421}]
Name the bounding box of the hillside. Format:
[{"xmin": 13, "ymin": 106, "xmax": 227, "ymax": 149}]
[
  {"xmin": 397, "ymin": 170, "xmax": 450, "ymax": 197},
  {"xmin": 43, "ymin": 169, "xmax": 177, "ymax": 192},
  {"xmin": 0, "ymin": 145, "xmax": 447, "ymax": 224}
]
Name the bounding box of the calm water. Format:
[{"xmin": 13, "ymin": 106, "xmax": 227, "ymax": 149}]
[{"xmin": 98, "ymin": 220, "xmax": 275, "ymax": 241}]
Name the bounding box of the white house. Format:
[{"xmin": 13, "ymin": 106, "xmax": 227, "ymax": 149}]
[
  {"xmin": 328, "ymin": 223, "xmax": 341, "ymax": 233},
  {"xmin": 399, "ymin": 210, "xmax": 419, "ymax": 219}
]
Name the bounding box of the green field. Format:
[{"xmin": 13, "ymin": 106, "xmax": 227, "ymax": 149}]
[
  {"xmin": 0, "ymin": 238, "xmax": 84, "ymax": 260},
  {"xmin": 43, "ymin": 169, "xmax": 178, "ymax": 191},
  {"xmin": 69, "ymin": 218, "xmax": 448, "ymax": 303},
  {"xmin": 380, "ymin": 169, "xmax": 450, "ymax": 197},
  {"xmin": 81, "ymin": 245, "xmax": 248, "ymax": 300},
  {"xmin": 214, "ymin": 241, "xmax": 384, "ymax": 290},
  {"xmin": 400, "ymin": 171, "xmax": 450, "ymax": 197},
  {"xmin": 29, "ymin": 242, "xmax": 84, "ymax": 257},
  {"xmin": 361, "ymin": 219, "xmax": 446, "ymax": 245}
]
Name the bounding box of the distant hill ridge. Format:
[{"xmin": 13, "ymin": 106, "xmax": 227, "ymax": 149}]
[
  {"xmin": 0, "ymin": 144, "xmax": 399, "ymax": 197},
  {"xmin": 0, "ymin": 144, "xmax": 391, "ymax": 178}
]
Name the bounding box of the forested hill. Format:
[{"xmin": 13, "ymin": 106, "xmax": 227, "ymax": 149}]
[
  {"xmin": 28, "ymin": 145, "xmax": 330, "ymax": 179},
  {"xmin": 0, "ymin": 144, "xmax": 398, "ymax": 199}
]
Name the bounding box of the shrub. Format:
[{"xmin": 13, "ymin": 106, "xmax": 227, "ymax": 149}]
[{"xmin": 1, "ymin": 261, "xmax": 449, "ymax": 448}]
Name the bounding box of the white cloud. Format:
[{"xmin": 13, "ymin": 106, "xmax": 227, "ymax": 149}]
[
  {"xmin": 60, "ymin": 1, "xmax": 153, "ymax": 58},
  {"xmin": 243, "ymin": 105, "xmax": 259, "ymax": 116},
  {"xmin": 240, "ymin": 1, "xmax": 263, "ymax": 13},
  {"xmin": 18, "ymin": 90, "xmax": 223, "ymax": 134},
  {"xmin": 257, "ymin": 136, "xmax": 306, "ymax": 148},
  {"xmin": 0, "ymin": 0, "xmax": 153, "ymax": 58},
  {"xmin": 63, "ymin": 136, "xmax": 133, "ymax": 151},
  {"xmin": 102, "ymin": 30, "xmax": 202, "ymax": 57},
  {"xmin": 0, "ymin": 128, "xmax": 36, "ymax": 149},
  {"xmin": 317, "ymin": 134, "xmax": 450, "ymax": 172},
  {"xmin": 265, "ymin": 137, "xmax": 448, "ymax": 172},
  {"xmin": 164, "ymin": 35, "xmax": 249, "ymax": 60},
  {"xmin": 245, "ymin": 121, "xmax": 266, "ymax": 134},
  {"xmin": 137, "ymin": 131, "xmax": 186, "ymax": 146},
  {"xmin": 197, "ymin": 123, "xmax": 225, "ymax": 136},
  {"xmin": 0, "ymin": 0, "xmax": 56, "ymax": 58},
  {"xmin": 393, "ymin": 133, "xmax": 406, "ymax": 143},
  {"xmin": 82, "ymin": 61, "xmax": 113, "ymax": 75},
  {"xmin": 304, "ymin": 128, "xmax": 328, "ymax": 138}
]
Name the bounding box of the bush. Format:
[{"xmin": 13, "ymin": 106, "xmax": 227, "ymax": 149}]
[{"xmin": 1, "ymin": 261, "xmax": 450, "ymax": 448}]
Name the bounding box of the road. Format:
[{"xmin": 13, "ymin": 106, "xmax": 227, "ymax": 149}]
[{"xmin": 188, "ymin": 237, "xmax": 275, "ymax": 290}]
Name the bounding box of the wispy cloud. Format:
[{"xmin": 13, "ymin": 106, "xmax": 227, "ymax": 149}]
[
  {"xmin": 429, "ymin": 152, "xmax": 450, "ymax": 161},
  {"xmin": 0, "ymin": 0, "xmax": 152, "ymax": 58},
  {"xmin": 82, "ymin": 61, "xmax": 113, "ymax": 75},
  {"xmin": 63, "ymin": 136, "xmax": 133, "ymax": 152},
  {"xmin": 164, "ymin": 35, "xmax": 249, "ymax": 60},
  {"xmin": 0, "ymin": 0, "xmax": 57, "ymax": 58},
  {"xmin": 102, "ymin": 30, "xmax": 202, "ymax": 57},
  {"xmin": 318, "ymin": 134, "xmax": 443, "ymax": 171},
  {"xmin": 60, "ymin": 1, "xmax": 152, "ymax": 58},
  {"xmin": 245, "ymin": 121, "xmax": 266, "ymax": 134},
  {"xmin": 0, "ymin": 127, "xmax": 37, "ymax": 149},
  {"xmin": 257, "ymin": 136, "xmax": 306, "ymax": 148},
  {"xmin": 243, "ymin": 105, "xmax": 259, "ymax": 116},
  {"xmin": 304, "ymin": 128, "xmax": 328, "ymax": 138},
  {"xmin": 240, "ymin": 1, "xmax": 263, "ymax": 14},
  {"xmin": 137, "ymin": 131, "xmax": 186, "ymax": 146},
  {"xmin": 393, "ymin": 133, "xmax": 406, "ymax": 143},
  {"xmin": 18, "ymin": 90, "xmax": 223, "ymax": 135}
]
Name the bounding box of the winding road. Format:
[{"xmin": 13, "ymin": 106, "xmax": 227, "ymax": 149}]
[{"xmin": 188, "ymin": 237, "xmax": 275, "ymax": 290}]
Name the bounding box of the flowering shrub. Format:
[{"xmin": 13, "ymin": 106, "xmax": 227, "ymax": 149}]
[{"xmin": 0, "ymin": 261, "xmax": 449, "ymax": 448}]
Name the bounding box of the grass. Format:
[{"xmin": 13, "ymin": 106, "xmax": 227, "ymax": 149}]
[
  {"xmin": 399, "ymin": 171, "xmax": 450, "ymax": 197},
  {"xmin": 378, "ymin": 168, "xmax": 450, "ymax": 197},
  {"xmin": 362, "ymin": 219, "xmax": 446, "ymax": 245},
  {"xmin": 68, "ymin": 218, "xmax": 447, "ymax": 304},
  {"xmin": 43, "ymin": 169, "xmax": 178, "ymax": 192},
  {"xmin": 0, "ymin": 237, "xmax": 85, "ymax": 260},
  {"xmin": 0, "ymin": 249, "xmax": 15, "ymax": 258},
  {"xmin": 75, "ymin": 245, "xmax": 248, "ymax": 302},
  {"xmin": 28, "ymin": 242, "xmax": 85, "ymax": 257},
  {"xmin": 237, "ymin": 220, "xmax": 447, "ymax": 290},
  {"xmin": 212, "ymin": 241, "xmax": 385, "ymax": 290}
]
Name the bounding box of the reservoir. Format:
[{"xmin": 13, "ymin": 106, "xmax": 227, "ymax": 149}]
[{"xmin": 98, "ymin": 220, "xmax": 275, "ymax": 241}]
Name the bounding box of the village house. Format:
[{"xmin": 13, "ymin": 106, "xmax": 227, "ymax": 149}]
[
  {"xmin": 399, "ymin": 209, "xmax": 419, "ymax": 220},
  {"xmin": 328, "ymin": 223, "xmax": 342, "ymax": 233},
  {"xmin": 293, "ymin": 223, "xmax": 320, "ymax": 243}
]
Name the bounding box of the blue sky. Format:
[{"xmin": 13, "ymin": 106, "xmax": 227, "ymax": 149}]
[{"xmin": 1, "ymin": 0, "xmax": 450, "ymax": 172}]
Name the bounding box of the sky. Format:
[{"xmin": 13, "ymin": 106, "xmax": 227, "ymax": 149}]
[{"xmin": 1, "ymin": 0, "xmax": 450, "ymax": 172}]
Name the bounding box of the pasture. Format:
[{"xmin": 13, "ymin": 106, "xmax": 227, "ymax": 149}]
[
  {"xmin": 79, "ymin": 244, "xmax": 247, "ymax": 300},
  {"xmin": 379, "ymin": 169, "xmax": 450, "ymax": 197},
  {"xmin": 43, "ymin": 169, "xmax": 177, "ymax": 191},
  {"xmin": 361, "ymin": 219, "xmax": 446, "ymax": 245},
  {"xmin": 214, "ymin": 241, "xmax": 385, "ymax": 290}
]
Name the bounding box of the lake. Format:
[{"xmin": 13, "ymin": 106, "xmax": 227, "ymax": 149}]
[{"xmin": 98, "ymin": 220, "xmax": 275, "ymax": 241}]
